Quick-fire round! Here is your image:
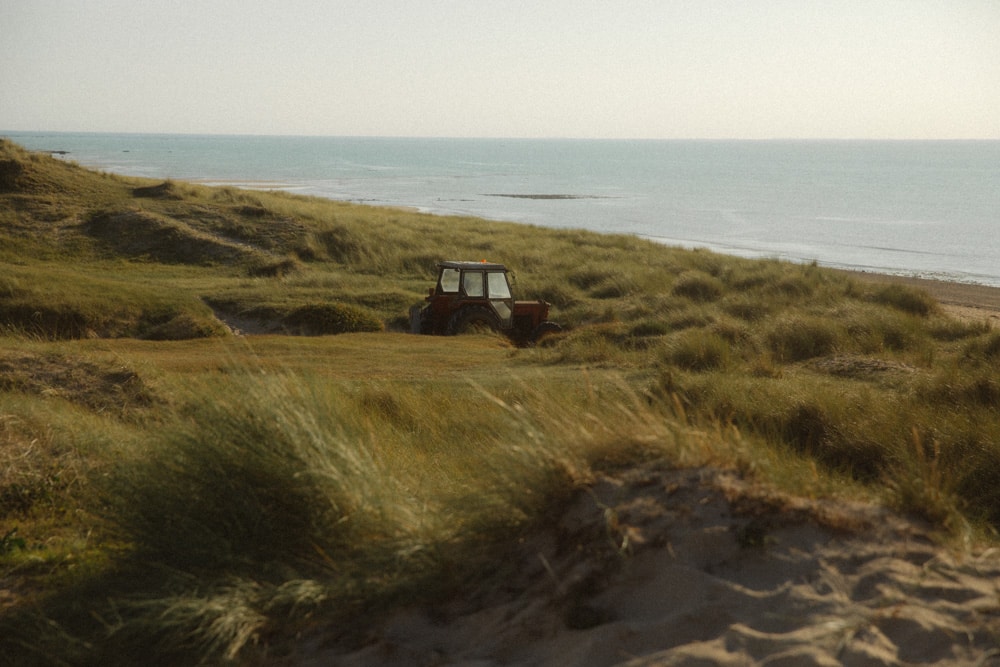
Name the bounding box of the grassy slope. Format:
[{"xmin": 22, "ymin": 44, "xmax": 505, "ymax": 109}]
[{"xmin": 2, "ymin": 138, "xmax": 999, "ymax": 664}]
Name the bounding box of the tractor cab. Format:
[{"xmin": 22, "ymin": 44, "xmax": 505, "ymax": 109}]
[
  {"xmin": 410, "ymin": 260, "xmax": 561, "ymax": 345},
  {"xmin": 432, "ymin": 261, "xmax": 513, "ymax": 329}
]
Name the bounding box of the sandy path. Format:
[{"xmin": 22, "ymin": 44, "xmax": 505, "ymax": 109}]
[{"xmin": 303, "ymin": 464, "xmax": 1000, "ymax": 666}]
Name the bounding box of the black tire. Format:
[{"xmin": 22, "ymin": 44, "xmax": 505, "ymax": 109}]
[
  {"xmin": 418, "ymin": 306, "xmax": 435, "ymax": 334},
  {"xmin": 446, "ymin": 306, "xmax": 500, "ymax": 335},
  {"xmin": 530, "ymin": 321, "xmax": 562, "ymax": 344},
  {"xmin": 410, "ymin": 305, "xmax": 434, "ymax": 334}
]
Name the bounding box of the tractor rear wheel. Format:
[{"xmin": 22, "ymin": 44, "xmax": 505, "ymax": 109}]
[
  {"xmin": 447, "ymin": 306, "xmax": 500, "ymax": 335},
  {"xmin": 530, "ymin": 321, "xmax": 562, "ymax": 344}
]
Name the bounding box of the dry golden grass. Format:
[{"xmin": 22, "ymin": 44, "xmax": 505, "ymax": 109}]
[{"xmin": 4, "ymin": 138, "xmax": 1000, "ymax": 664}]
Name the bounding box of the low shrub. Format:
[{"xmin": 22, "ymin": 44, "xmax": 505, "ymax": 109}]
[
  {"xmin": 666, "ymin": 306, "xmax": 713, "ymax": 331},
  {"xmin": 678, "ymin": 375, "xmax": 889, "ymax": 480},
  {"xmin": 843, "ymin": 306, "xmax": 928, "ymax": 355},
  {"xmin": 721, "ymin": 296, "xmax": 773, "ymax": 322},
  {"xmin": 927, "ymin": 316, "xmax": 990, "ymax": 342},
  {"xmin": 947, "ymin": 431, "xmax": 1000, "ymax": 527},
  {"xmin": 85, "ymin": 210, "xmax": 264, "ymax": 266},
  {"xmin": 141, "ymin": 312, "xmax": 231, "ymax": 340},
  {"xmin": 772, "ymin": 274, "xmax": 816, "ymax": 298},
  {"xmin": 917, "ymin": 368, "xmax": 1000, "ymax": 409},
  {"xmin": 0, "ymin": 158, "xmax": 24, "ymax": 191},
  {"xmin": 961, "ymin": 330, "xmax": 1000, "ymax": 364},
  {"xmin": 533, "ymin": 281, "xmax": 581, "ymax": 309},
  {"xmin": 629, "ymin": 319, "xmax": 671, "ymax": 338},
  {"xmin": 665, "ymin": 329, "xmax": 732, "ymax": 371},
  {"xmin": 671, "ymin": 270, "xmax": 724, "ymax": 302},
  {"xmin": 870, "ymin": 283, "xmax": 938, "ymax": 316},
  {"xmin": 548, "ymin": 324, "xmax": 630, "ymax": 364},
  {"xmin": 101, "ymin": 377, "xmax": 402, "ymax": 575},
  {"xmin": 709, "ymin": 318, "xmax": 752, "ymax": 346},
  {"xmin": 247, "ymin": 256, "xmax": 302, "ymax": 278},
  {"xmin": 883, "ymin": 421, "xmax": 1000, "ymax": 528},
  {"xmin": 766, "ymin": 315, "xmax": 842, "ymax": 362},
  {"xmin": 567, "ymin": 267, "xmax": 612, "ymax": 290},
  {"xmin": 0, "ymin": 303, "xmax": 90, "ymax": 339},
  {"xmin": 728, "ymin": 262, "xmax": 785, "ymax": 291},
  {"xmin": 0, "ymin": 276, "xmax": 24, "ymax": 298},
  {"xmin": 282, "ymin": 303, "xmax": 383, "ymax": 335},
  {"xmin": 590, "ymin": 275, "xmax": 632, "ymax": 299}
]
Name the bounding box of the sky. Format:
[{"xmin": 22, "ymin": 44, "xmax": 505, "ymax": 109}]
[{"xmin": 1, "ymin": 1, "xmax": 998, "ymax": 139}]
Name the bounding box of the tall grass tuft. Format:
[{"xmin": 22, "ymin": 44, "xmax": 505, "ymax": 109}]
[
  {"xmin": 665, "ymin": 329, "xmax": 732, "ymax": 371},
  {"xmin": 870, "ymin": 283, "xmax": 938, "ymax": 317},
  {"xmin": 961, "ymin": 330, "xmax": 1000, "ymax": 363},
  {"xmin": 766, "ymin": 314, "xmax": 842, "ymax": 362},
  {"xmin": 94, "ymin": 370, "xmax": 696, "ymax": 662},
  {"xmin": 282, "ymin": 302, "xmax": 384, "ymax": 334},
  {"xmin": 885, "ymin": 429, "xmax": 965, "ymax": 532},
  {"xmin": 671, "ymin": 270, "xmax": 724, "ymax": 302},
  {"xmin": 102, "ymin": 375, "xmax": 418, "ymax": 575}
]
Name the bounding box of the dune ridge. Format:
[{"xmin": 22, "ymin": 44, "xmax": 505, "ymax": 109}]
[{"xmin": 309, "ymin": 463, "xmax": 1000, "ymax": 666}]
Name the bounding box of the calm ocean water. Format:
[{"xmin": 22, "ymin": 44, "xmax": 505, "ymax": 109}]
[{"xmin": 6, "ymin": 132, "xmax": 1000, "ymax": 286}]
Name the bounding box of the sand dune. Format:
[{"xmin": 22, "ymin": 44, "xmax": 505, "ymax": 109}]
[
  {"xmin": 297, "ymin": 275, "xmax": 1000, "ymax": 666},
  {"xmin": 305, "ymin": 463, "xmax": 1000, "ymax": 666}
]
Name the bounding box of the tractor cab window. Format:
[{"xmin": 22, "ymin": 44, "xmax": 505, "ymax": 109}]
[
  {"xmin": 487, "ymin": 271, "xmax": 512, "ymax": 299},
  {"xmin": 438, "ymin": 268, "xmax": 460, "ymax": 293},
  {"xmin": 462, "ymin": 271, "xmax": 484, "ymax": 297}
]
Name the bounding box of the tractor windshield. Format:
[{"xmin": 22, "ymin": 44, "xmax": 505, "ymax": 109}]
[
  {"xmin": 438, "ymin": 267, "xmax": 460, "ymax": 293},
  {"xmin": 462, "ymin": 271, "xmax": 484, "ymax": 297},
  {"xmin": 487, "ymin": 271, "xmax": 511, "ymax": 299}
]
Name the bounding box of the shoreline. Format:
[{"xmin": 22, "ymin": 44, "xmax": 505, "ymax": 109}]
[
  {"xmin": 835, "ymin": 269, "xmax": 1000, "ymax": 323},
  {"xmin": 6, "ymin": 133, "xmax": 996, "ymax": 291},
  {"xmin": 10, "ymin": 133, "xmax": 1000, "ymax": 321}
]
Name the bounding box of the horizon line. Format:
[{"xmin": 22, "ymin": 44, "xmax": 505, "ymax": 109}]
[{"xmin": 4, "ymin": 129, "xmax": 1000, "ymax": 143}]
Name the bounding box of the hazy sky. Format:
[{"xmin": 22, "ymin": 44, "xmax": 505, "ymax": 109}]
[{"xmin": 2, "ymin": 1, "xmax": 998, "ymax": 139}]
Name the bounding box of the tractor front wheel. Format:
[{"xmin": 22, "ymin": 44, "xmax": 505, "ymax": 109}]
[{"xmin": 447, "ymin": 306, "xmax": 500, "ymax": 335}]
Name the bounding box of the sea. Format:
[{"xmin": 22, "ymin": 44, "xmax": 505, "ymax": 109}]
[{"xmin": 5, "ymin": 132, "xmax": 999, "ymax": 286}]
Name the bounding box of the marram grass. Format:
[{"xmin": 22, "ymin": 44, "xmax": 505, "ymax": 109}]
[
  {"xmin": 4, "ymin": 138, "xmax": 1000, "ymax": 663},
  {"xmin": 66, "ymin": 369, "xmax": 713, "ymax": 663}
]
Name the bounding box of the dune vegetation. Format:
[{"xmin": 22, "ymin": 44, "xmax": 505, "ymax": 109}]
[{"xmin": 1, "ymin": 137, "xmax": 999, "ymax": 664}]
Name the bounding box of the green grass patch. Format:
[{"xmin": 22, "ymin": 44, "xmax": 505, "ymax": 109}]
[{"xmin": 5, "ymin": 138, "xmax": 1000, "ymax": 663}]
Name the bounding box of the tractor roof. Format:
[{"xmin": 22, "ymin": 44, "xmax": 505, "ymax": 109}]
[{"xmin": 438, "ymin": 260, "xmax": 508, "ymax": 271}]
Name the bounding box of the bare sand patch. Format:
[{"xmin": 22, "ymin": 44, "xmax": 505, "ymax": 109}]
[{"xmin": 301, "ymin": 463, "xmax": 1000, "ymax": 666}]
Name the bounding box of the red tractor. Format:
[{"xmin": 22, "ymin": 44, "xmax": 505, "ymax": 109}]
[{"xmin": 410, "ymin": 260, "xmax": 561, "ymax": 345}]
